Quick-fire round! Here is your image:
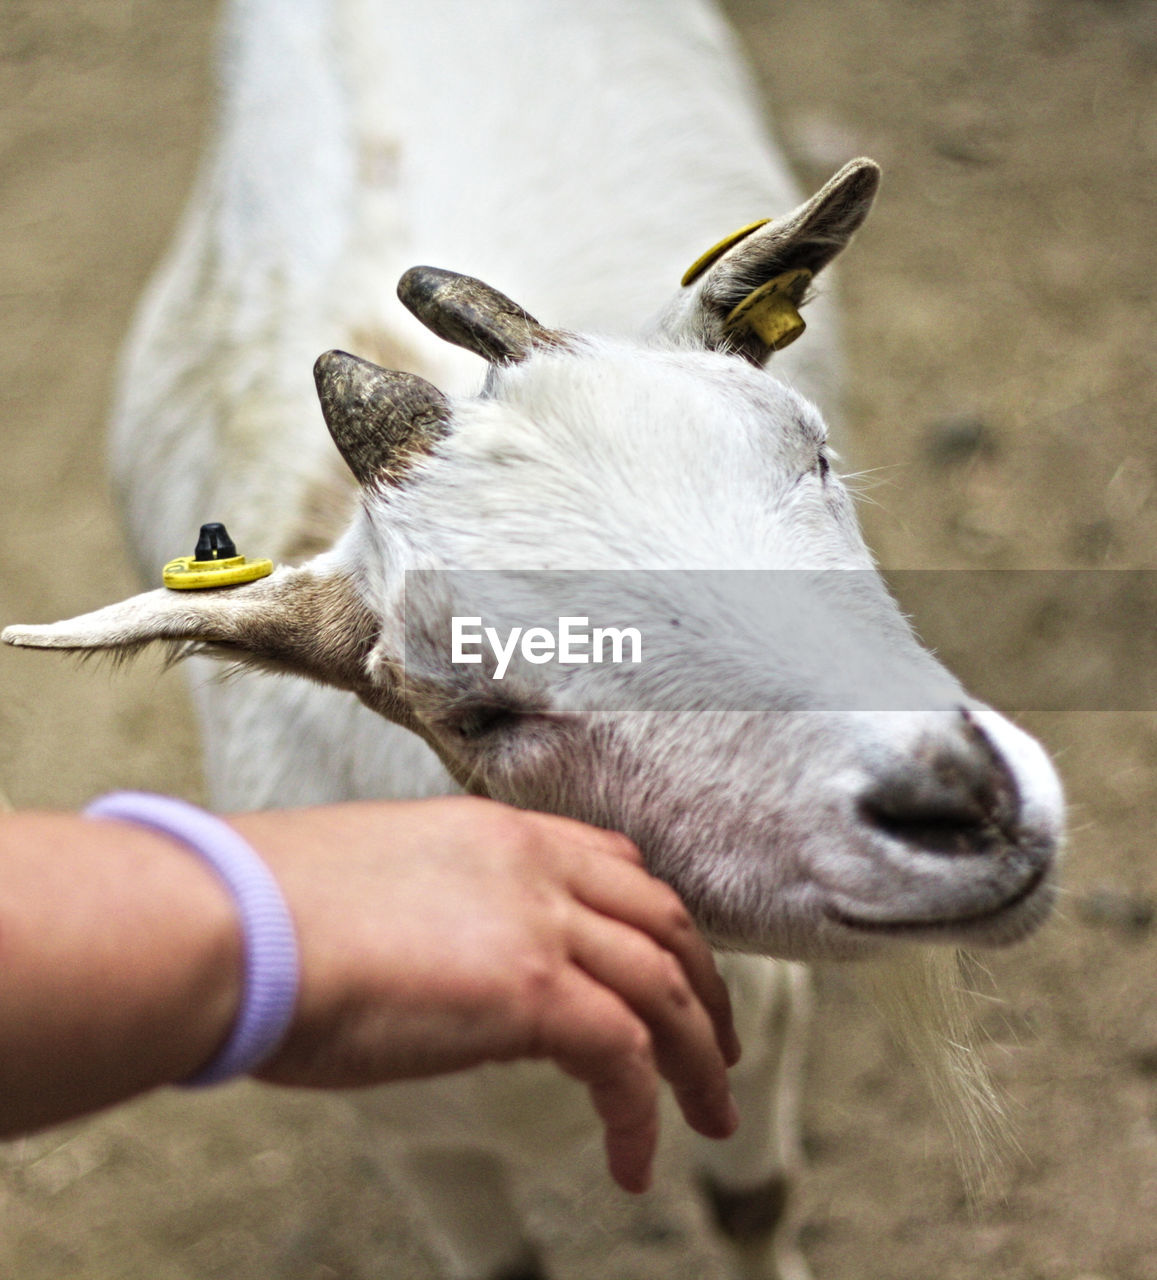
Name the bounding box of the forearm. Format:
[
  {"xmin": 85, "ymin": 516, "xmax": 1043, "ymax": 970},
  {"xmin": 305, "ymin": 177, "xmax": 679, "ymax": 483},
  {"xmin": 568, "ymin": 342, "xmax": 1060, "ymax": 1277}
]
[
  {"xmin": 0, "ymin": 797, "xmax": 738, "ymax": 1194},
  {"xmin": 0, "ymin": 813, "xmax": 242, "ymax": 1137}
]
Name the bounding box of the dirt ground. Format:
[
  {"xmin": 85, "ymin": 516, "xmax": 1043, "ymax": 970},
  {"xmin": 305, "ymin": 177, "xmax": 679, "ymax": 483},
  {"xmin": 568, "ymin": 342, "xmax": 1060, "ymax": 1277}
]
[{"xmin": 2, "ymin": 1, "xmax": 1156, "ymax": 1277}]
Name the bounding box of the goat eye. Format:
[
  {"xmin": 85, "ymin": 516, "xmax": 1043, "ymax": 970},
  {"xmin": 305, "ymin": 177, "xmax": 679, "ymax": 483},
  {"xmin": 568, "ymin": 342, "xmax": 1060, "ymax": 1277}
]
[{"xmin": 454, "ymin": 703, "xmax": 520, "ymax": 740}]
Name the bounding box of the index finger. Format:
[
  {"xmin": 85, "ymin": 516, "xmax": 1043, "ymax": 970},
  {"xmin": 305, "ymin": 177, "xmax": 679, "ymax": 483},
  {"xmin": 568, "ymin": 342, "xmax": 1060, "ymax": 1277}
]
[{"xmin": 520, "ymin": 810, "xmax": 646, "ymax": 866}]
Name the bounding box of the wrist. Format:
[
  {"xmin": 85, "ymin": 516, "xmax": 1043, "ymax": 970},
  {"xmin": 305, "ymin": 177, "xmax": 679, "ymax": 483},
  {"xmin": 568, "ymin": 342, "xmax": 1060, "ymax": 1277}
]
[
  {"xmin": 85, "ymin": 814, "xmax": 247, "ymax": 1085},
  {"xmin": 0, "ymin": 810, "xmax": 244, "ymax": 1135},
  {"xmin": 85, "ymin": 793, "xmax": 300, "ymax": 1086}
]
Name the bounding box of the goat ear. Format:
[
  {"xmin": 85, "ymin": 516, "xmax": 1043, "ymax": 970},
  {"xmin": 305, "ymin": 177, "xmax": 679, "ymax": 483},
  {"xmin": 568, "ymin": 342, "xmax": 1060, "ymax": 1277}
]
[
  {"xmin": 654, "ymin": 157, "xmax": 880, "ymax": 363},
  {"xmin": 1, "ymin": 567, "xmax": 388, "ymax": 704}
]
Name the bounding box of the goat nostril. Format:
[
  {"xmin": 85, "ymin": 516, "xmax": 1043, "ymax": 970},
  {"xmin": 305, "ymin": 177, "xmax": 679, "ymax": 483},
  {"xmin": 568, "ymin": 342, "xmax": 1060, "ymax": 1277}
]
[
  {"xmin": 860, "ymin": 713, "xmax": 1021, "ymax": 856},
  {"xmin": 861, "ymin": 785, "xmax": 999, "ymax": 856}
]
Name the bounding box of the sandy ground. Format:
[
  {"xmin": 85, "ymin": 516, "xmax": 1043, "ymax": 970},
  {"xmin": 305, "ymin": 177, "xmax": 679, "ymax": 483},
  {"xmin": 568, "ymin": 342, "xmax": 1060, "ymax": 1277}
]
[{"xmin": 1, "ymin": 1, "xmax": 1156, "ymax": 1277}]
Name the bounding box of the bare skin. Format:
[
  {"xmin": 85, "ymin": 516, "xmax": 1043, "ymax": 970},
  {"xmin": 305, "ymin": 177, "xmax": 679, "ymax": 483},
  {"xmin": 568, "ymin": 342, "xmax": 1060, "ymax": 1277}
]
[{"xmin": 0, "ymin": 795, "xmax": 739, "ymax": 1193}]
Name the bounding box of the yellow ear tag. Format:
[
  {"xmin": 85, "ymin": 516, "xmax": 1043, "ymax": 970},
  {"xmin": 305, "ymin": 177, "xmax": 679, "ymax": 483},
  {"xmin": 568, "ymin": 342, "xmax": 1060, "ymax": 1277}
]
[
  {"xmin": 724, "ymin": 267, "xmax": 813, "ymax": 352},
  {"xmin": 680, "ymin": 219, "xmax": 770, "ymax": 288},
  {"xmin": 162, "ymin": 555, "xmax": 275, "ymax": 590},
  {"xmin": 162, "ymin": 522, "xmax": 274, "ymax": 590}
]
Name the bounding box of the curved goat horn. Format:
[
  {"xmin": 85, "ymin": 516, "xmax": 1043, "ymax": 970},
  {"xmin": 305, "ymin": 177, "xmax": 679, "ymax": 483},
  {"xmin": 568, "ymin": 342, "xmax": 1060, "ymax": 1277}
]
[
  {"xmin": 398, "ymin": 266, "xmax": 565, "ymax": 364},
  {"xmin": 314, "ymin": 350, "xmax": 451, "ymax": 487}
]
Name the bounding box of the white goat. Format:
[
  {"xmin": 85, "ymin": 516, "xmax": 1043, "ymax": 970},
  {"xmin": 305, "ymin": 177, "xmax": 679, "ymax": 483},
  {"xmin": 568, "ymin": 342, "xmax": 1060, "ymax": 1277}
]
[{"xmin": 3, "ymin": 3, "xmax": 1065, "ymax": 1278}]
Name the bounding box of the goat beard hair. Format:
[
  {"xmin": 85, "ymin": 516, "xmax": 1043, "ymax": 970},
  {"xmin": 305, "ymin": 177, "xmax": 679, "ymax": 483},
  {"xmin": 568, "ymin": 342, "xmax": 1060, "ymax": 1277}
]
[{"xmin": 855, "ymin": 946, "xmax": 1008, "ymax": 1202}]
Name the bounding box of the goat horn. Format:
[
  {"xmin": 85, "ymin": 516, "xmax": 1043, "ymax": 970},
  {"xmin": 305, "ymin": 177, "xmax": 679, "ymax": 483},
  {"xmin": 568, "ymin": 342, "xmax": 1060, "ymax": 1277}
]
[
  {"xmin": 397, "ymin": 266, "xmax": 565, "ymax": 364},
  {"xmin": 313, "ymin": 350, "xmax": 451, "ymax": 487}
]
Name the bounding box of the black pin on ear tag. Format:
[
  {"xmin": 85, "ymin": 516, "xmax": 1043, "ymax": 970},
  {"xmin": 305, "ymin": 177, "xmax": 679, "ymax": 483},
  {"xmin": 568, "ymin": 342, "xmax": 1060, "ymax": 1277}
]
[{"xmin": 162, "ymin": 522, "xmax": 274, "ymax": 590}]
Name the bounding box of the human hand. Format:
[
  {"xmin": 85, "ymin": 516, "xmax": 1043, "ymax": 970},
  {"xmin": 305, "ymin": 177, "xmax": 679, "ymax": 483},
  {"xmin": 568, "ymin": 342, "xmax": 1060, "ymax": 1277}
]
[{"xmin": 233, "ymin": 796, "xmax": 741, "ymax": 1192}]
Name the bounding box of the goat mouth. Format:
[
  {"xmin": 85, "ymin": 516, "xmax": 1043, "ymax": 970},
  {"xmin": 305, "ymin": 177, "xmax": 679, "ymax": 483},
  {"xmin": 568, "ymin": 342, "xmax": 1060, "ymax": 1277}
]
[{"xmin": 824, "ymin": 861, "xmax": 1052, "ymax": 943}]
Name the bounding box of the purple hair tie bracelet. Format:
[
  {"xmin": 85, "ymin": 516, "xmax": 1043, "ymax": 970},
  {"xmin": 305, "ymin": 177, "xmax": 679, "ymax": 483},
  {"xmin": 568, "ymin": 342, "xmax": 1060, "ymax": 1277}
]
[{"xmin": 85, "ymin": 791, "xmax": 300, "ymax": 1087}]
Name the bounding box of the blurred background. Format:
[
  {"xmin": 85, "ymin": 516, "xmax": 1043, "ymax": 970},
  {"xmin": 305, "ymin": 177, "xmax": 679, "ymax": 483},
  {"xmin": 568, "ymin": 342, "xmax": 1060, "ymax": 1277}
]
[{"xmin": 1, "ymin": 1, "xmax": 1155, "ymax": 1276}]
